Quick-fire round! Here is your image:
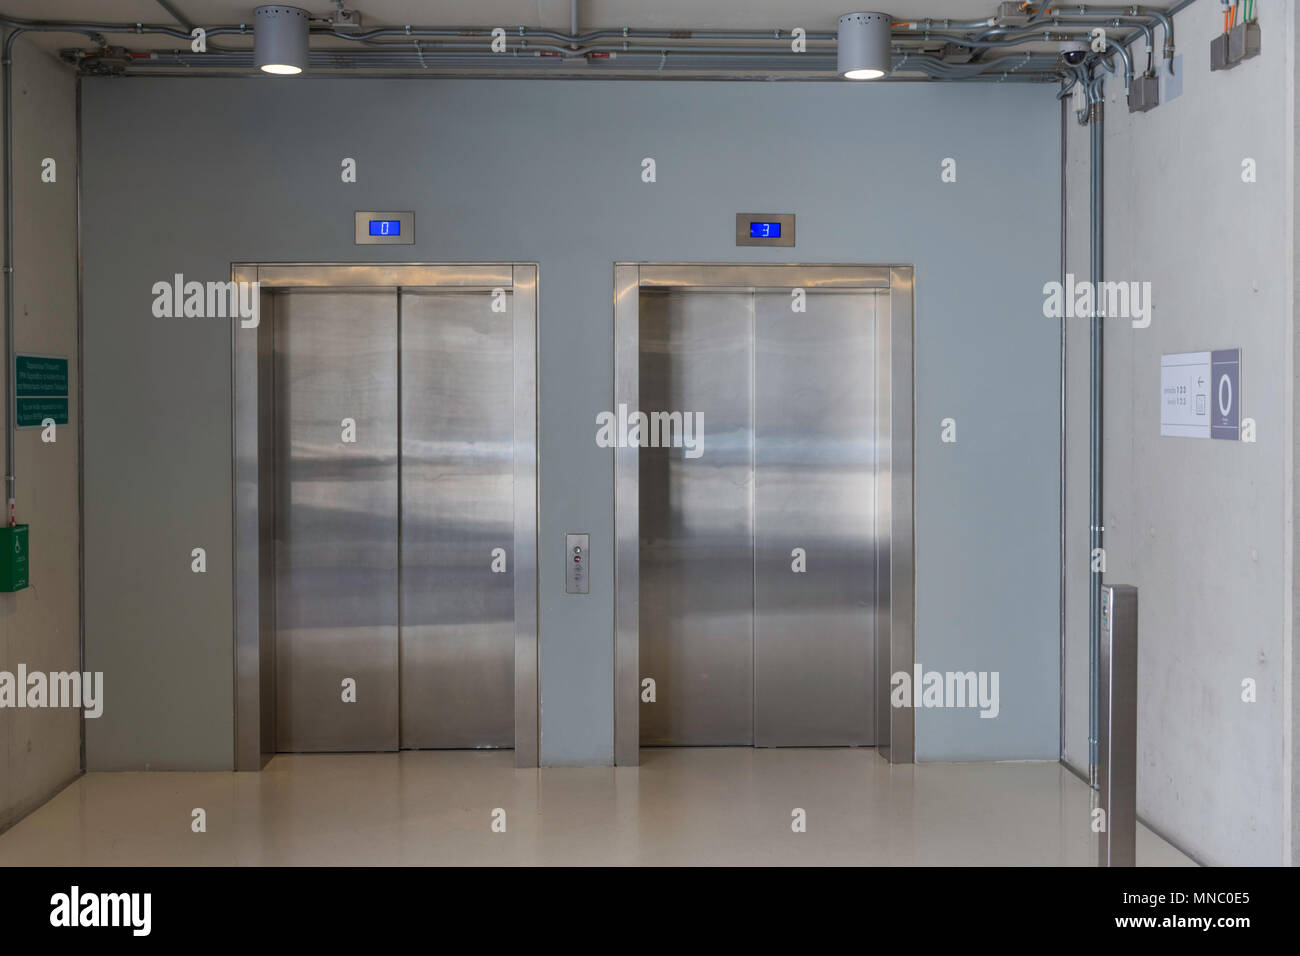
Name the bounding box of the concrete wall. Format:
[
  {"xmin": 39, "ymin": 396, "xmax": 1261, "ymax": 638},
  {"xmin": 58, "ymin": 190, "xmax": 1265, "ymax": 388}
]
[
  {"xmin": 1065, "ymin": 0, "xmax": 1295, "ymax": 866},
  {"xmin": 0, "ymin": 38, "xmax": 81, "ymax": 831},
  {"xmin": 81, "ymin": 77, "xmax": 1062, "ymax": 769}
]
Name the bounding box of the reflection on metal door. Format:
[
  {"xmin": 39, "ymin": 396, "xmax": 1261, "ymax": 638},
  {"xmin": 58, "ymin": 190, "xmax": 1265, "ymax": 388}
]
[
  {"xmin": 754, "ymin": 291, "xmax": 876, "ymax": 747},
  {"xmin": 271, "ymin": 283, "xmax": 520, "ymax": 753},
  {"xmin": 633, "ymin": 280, "xmax": 879, "ymax": 748},
  {"xmin": 400, "ymin": 291, "xmax": 514, "ymax": 749},
  {"xmin": 639, "ymin": 291, "xmax": 755, "ymax": 746},
  {"xmin": 274, "ymin": 291, "xmax": 400, "ymax": 752}
]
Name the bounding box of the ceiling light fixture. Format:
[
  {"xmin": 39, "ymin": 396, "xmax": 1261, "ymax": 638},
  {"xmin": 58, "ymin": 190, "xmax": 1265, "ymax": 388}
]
[
  {"xmin": 838, "ymin": 12, "xmax": 893, "ymax": 80},
  {"xmin": 254, "ymin": 5, "xmax": 309, "ymax": 75}
]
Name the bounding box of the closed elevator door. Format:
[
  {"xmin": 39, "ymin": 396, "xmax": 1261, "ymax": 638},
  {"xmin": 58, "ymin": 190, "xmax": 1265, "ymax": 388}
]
[
  {"xmin": 639, "ymin": 287, "xmax": 877, "ymax": 747},
  {"xmin": 274, "ymin": 290, "xmax": 400, "ymax": 752},
  {"xmin": 273, "ymin": 286, "xmax": 515, "ymax": 752},
  {"xmin": 399, "ymin": 290, "xmax": 514, "ymax": 749}
]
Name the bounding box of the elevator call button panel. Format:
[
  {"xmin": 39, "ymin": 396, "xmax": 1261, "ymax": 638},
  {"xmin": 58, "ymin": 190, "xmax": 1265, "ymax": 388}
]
[
  {"xmin": 355, "ymin": 210, "xmax": 414, "ymax": 245},
  {"xmin": 565, "ymin": 533, "xmax": 589, "ymax": 594},
  {"xmin": 736, "ymin": 212, "xmax": 795, "ymax": 247}
]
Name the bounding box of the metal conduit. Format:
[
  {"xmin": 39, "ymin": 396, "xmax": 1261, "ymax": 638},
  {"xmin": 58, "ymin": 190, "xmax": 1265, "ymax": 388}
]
[
  {"xmin": 105, "ymin": 48, "xmax": 1062, "ymax": 81},
  {"xmin": 0, "ymin": 9, "xmax": 1177, "ymax": 73},
  {"xmin": 2, "ymin": 28, "xmax": 14, "ymax": 526},
  {"xmin": 1088, "ymin": 70, "xmax": 1105, "ymax": 787}
]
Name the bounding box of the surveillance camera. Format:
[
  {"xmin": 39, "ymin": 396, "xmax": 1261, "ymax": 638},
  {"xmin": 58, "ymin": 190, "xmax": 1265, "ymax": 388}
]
[{"xmin": 1060, "ymin": 39, "xmax": 1088, "ymax": 66}]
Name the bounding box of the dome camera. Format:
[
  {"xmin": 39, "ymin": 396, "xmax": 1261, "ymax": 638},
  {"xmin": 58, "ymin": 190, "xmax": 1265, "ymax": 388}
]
[{"xmin": 1060, "ymin": 39, "xmax": 1089, "ymax": 66}]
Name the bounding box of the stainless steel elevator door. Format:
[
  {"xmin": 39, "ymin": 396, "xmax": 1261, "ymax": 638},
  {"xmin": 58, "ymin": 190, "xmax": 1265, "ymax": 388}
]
[
  {"xmin": 639, "ymin": 291, "xmax": 755, "ymax": 746},
  {"xmin": 400, "ymin": 290, "xmax": 515, "ymax": 749},
  {"xmin": 753, "ymin": 290, "xmax": 876, "ymax": 746},
  {"xmin": 274, "ymin": 290, "xmax": 400, "ymax": 752},
  {"xmin": 637, "ymin": 286, "xmax": 878, "ymax": 748}
]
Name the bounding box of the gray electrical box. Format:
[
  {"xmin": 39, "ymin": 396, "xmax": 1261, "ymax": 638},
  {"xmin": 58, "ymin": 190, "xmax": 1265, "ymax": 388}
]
[
  {"xmin": 995, "ymin": 1, "xmax": 1031, "ymax": 25},
  {"xmin": 1228, "ymin": 20, "xmax": 1261, "ymax": 64},
  {"xmin": 565, "ymin": 533, "xmax": 589, "ymax": 594},
  {"xmin": 1098, "ymin": 583, "xmax": 1138, "ymax": 868},
  {"xmin": 1210, "ymin": 31, "xmax": 1231, "ymax": 71},
  {"xmin": 1212, "ymin": 20, "xmax": 1261, "ymax": 71},
  {"xmin": 1127, "ymin": 72, "xmax": 1159, "ymax": 112}
]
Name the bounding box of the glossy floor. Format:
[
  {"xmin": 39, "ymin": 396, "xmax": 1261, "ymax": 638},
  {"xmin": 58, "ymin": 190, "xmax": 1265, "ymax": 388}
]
[{"xmin": 0, "ymin": 749, "xmax": 1193, "ymax": 866}]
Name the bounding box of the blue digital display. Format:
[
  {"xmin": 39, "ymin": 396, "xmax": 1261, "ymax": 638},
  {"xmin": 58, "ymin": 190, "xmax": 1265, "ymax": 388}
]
[
  {"xmin": 749, "ymin": 221, "xmax": 782, "ymax": 239},
  {"xmin": 369, "ymin": 219, "xmax": 401, "ymax": 237}
]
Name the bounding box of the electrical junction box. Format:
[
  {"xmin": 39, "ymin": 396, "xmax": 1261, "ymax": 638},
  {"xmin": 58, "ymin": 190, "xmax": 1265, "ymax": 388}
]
[
  {"xmin": 1212, "ymin": 20, "xmax": 1261, "ymax": 71},
  {"xmin": 1210, "ymin": 32, "xmax": 1230, "ymax": 71},
  {"xmin": 995, "ymin": 2, "xmax": 1031, "ymax": 26},
  {"xmin": 330, "ymin": 7, "xmax": 363, "ymax": 32},
  {"xmin": 1228, "ymin": 20, "xmax": 1261, "ymax": 64},
  {"xmin": 0, "ymin": 524, "xmax": 29, "ymax": 592},
  {"xmin": 1127, "ymin": 72, "xmax": 1159, "ymax": 112}
]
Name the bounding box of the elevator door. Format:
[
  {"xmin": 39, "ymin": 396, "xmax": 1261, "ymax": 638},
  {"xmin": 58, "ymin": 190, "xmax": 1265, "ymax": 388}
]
[
  {"xmin": 638, "ymin": 287, "xmax": 877, "ymax": 747},
  {"xmin": 639, "ymin": 291, "xmax": 755, "ymax": 746},
  {"xmin": 274, "ymin": 291, "xmax": 400, "ymax": 752},
  {"xmin": 399, "ymin": 290, "xmax": 514, "ymax": 749},
  {"xmin": 273, "ymin": 286, "xmax": 516, "ymax": 752}
]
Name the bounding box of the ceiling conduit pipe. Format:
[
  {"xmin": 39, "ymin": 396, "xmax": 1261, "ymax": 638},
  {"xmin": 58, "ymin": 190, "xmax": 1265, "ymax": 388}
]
[
  {"xmin": 1103, "ymin": 40, "xmax": 1132, "ymax": 89},
  {"xmin": 1059, "ymin": 4, "xmax": 1174, "ymax": 67}
]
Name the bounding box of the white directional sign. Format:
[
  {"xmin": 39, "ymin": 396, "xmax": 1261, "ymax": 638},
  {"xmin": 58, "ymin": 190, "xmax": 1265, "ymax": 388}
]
[{"xmin": 1160, "ymin": 351, "xmax": 1211, "ymax": 438}]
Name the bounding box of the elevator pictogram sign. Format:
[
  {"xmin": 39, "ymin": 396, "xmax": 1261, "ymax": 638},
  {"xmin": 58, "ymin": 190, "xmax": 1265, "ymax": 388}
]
[
  {"xmin": 1160, "ymin": 348, "xmax": 1241, "ymax": 440},
  {"xmin": 1209, "ymin": 349, "xmax": 1240, "ymax": 441}
]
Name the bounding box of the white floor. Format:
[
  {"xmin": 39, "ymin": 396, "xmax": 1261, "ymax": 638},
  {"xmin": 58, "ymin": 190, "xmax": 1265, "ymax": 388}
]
[{"xmin": 0, "ymin": 749, "xmax": 1194, "ymax": 866}]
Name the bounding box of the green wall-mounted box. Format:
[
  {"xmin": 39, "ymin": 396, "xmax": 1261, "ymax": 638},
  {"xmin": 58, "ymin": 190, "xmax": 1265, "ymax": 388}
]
[{"xmin": 0, "ymin": 524, "xmax": 29, "ymax": 592}]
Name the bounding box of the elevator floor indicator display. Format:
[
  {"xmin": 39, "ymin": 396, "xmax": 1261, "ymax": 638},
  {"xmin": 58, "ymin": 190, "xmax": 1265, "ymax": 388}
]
[
  {"xmin": 736, "ymin": 213, "xmax": 795, "ymax": 247},
  {"xmin": 355, "ymin": 210, "xmax": 414, "ymax": 244}
]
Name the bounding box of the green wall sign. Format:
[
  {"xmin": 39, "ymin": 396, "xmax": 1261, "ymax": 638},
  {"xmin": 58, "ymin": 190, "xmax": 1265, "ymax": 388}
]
[{"xmin": 15, "ymin": 354, "xmax": 69, "ymax": 427}]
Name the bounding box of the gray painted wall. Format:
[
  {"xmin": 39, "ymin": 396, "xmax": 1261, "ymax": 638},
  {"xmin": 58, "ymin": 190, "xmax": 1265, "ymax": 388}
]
[
  {"xmin": 1065, "ymin": 0, "xmax": 1294, "ymax": 865},
  {"xmin": 0, "ymin": 38, "xmax": 80, "ymax": 830},
  {"xmin": 81, "ymin": 77, "xmax": 1061, "ymax": 768}
]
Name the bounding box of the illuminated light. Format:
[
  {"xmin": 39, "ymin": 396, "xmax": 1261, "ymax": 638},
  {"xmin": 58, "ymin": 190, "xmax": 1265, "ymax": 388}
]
[
  {"xmin": 838, "ymin": 12, "xmax": 892, "ymax": 80},
  {"xmin": 254, "ymin": 5, "xmax": 309, "ymax": 76}
]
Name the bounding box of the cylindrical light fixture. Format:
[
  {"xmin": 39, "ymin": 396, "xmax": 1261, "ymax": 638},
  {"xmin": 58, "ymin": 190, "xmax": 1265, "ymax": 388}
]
[
  {"xmin": 837, "ymin": 12, "xmax": 892, "ymax": 80},
  {"xmin": 254, "ymin": 5, "xmax": 309, "ymax": 75}
]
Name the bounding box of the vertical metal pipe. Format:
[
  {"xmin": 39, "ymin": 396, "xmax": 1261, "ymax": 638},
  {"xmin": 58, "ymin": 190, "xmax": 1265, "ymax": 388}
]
[
  {"xmin": 1059, "ymin": 93, "xmax": 1068, "ymax": 761},
  {"xmin": 1088, "ymin": 76, "xmax": 1105, "ymax": 788},
  {"xmin": 76, "ymin": 72, "xmax": 85, "ymax": 772},
  {"xmin": 2, "ymin": 28, "xmax": 20, "ymax": 527}
]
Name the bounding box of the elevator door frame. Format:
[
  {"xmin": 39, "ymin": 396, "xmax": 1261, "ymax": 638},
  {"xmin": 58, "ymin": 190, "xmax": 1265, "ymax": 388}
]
[
  {"xmin": 613, "ymin": 263, "xmax": 914, "ymax": 766},
  {"xmin": 232, "ymin": 263, "xmax": 539, "ymax": 769}
]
